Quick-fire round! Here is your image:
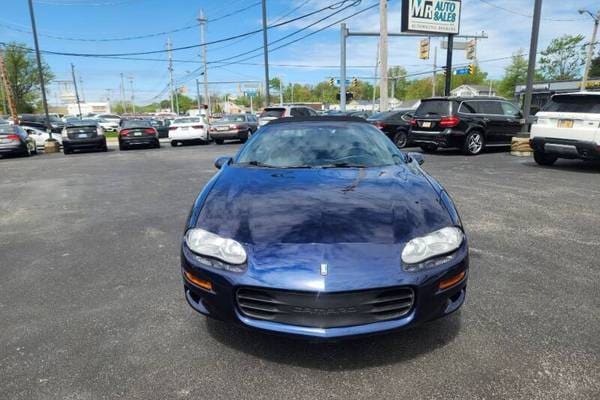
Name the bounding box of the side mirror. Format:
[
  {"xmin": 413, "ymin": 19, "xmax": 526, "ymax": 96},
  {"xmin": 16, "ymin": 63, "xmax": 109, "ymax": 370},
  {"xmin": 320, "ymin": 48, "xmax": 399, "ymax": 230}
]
[
  {"xmin": 407, "ymin": 152, "xmax": 424, "ymax": 166},
  {"xmin": 214, "ymin": 156, "xmax": 233, "ymax": 169}
]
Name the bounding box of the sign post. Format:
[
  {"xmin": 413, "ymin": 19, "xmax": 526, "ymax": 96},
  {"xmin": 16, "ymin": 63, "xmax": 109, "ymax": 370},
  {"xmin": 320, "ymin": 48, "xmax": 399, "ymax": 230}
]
[{"xmin": 401, "ymin": 0, "xmax": 462, "ymax": 95}]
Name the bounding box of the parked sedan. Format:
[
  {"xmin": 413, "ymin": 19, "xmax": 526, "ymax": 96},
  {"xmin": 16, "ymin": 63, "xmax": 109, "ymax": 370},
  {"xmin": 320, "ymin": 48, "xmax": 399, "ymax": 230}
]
[
  {"xmin": 22, "ymin": 126, "xmax": 63, "ymax": 148},
  {"xmin": 180, "ymin": 116, "xmax": 468, "ymax": 340},
  {"xmin": 62, "ymin": 119, "xmax": 107, "ymax": 154},
  {"xmin": 118, "ymin": 119, "xmax": 160, "ymax": 150},
  {"xmin": 209, "ymin": 114, "xmax": 258, "ymax": 144},
  {"xmin": 168, "ymin": 117, "xmax": 209, "ymax": 146},
  {"xmin": 0, "ymin": 124, "xmax": 37, "ymax": 157},
  {"xmin": 367, "ymin": 109, "xmax": 414, "ymax": 148}
]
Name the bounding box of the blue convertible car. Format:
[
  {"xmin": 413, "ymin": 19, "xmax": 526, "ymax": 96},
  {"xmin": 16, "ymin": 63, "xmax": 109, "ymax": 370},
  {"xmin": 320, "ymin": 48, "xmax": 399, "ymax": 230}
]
[{"xmin": 181, "ymin": 116, "xmax": 469, "ymax": 339}]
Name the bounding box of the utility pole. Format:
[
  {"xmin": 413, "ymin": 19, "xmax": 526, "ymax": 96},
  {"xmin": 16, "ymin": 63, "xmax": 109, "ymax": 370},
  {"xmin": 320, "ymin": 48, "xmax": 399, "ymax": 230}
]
[
  {"xmin": 444, "ymin": 34, "xmax": 454, "ymax": 96},
  {"xmin": 340, "ymin": 22, "xmax": 347, "ymax": 111},
  {"xmin": 0, "ymin": 49, "xmax": 17, "ymax": 122},
  {"xmin": 195, "ymin": 78, "xmax": 201, "ymax": 113},
  {"xmin": 432, "ymin": 46, "xmax": 437, "ymax": 97},
  {"xmin": 579, "ymin": 9, "xmax": 600, "ymax": 91},
  {"xmin": 167, "ymin": 38, "xmax": 175, "ymax": 113},
  {"xmin": 372, "ymin": 42, "xmax": 379, "ymax": 112},
  {"xmin": 120, "ymin": 72, "xmax": 126, "ymax": 114},
  {"xmin": 129, "ymin": 76, "xmax": 136, "ymax": 114},
  {"xmin": 27, "ymin": 0, "xmax": 52, "ymax": 137},
  {"xmin": 379, "ymin": 0, "xmax": 388, "ymax": 111},
  {"xmin": 261, "ymin": 0, "xmax": 270, "ymax": 106},
  {"xmin": 199, "ymin": 10, "xmax": 210, "ymax": 116},
  {"xmin": 71, "ymin": 63, "xmax": 82, "ymax": 119},
  {"xmin": 520, "ymin": 0, "xmax": 543, "ymax": 135}
]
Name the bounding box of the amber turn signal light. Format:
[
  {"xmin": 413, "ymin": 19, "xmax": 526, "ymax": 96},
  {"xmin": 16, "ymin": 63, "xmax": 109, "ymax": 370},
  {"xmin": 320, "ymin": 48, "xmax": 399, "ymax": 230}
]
[
  {"xmin": 184, "ymin": 271, "xmax": 213, "ymax": 291},
  {"xmin": 439, "ymin": 270, "xmax": 466, "ymax": 290}
]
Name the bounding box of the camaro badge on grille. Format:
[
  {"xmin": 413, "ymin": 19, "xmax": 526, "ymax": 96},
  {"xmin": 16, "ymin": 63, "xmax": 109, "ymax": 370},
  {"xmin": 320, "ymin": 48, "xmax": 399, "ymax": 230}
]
[{"xmin": 320, "ymin": 263, "xmax": 328, "ymax": 276}]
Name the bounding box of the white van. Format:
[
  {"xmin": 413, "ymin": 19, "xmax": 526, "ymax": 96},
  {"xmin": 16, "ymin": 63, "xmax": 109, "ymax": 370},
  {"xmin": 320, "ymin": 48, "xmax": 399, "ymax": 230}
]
[{"xmin": 530, "ymin": 92, "xmax": 600, "ymax": 165}]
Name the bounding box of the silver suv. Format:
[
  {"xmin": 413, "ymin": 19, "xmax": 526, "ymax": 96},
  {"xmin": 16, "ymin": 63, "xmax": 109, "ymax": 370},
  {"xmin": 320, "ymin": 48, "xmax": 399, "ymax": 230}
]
[{"xmin": 258, "ymin": 105, "xmax": 318, "ymax": 126}]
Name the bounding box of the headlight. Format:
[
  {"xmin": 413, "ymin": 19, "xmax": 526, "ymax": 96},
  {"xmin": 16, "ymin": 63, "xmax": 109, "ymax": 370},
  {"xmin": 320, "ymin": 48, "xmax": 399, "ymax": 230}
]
[
  {"xmin": 185, "ymin": 228, "xmax": 247, "ymax": 265},
  {"xmin": 61, "ymin": 129, "xmax": 68, "ymax": 138},
  {"xmin": 401, "ymin": 227, "xmax": 463, "ymax": 269}
]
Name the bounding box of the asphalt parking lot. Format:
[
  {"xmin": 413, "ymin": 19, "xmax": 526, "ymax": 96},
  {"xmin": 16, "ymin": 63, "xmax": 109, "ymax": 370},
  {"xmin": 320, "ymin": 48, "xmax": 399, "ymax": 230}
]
[{"xmin": 1, "ymin": 143, "xmax": 599, "ymax": 400}]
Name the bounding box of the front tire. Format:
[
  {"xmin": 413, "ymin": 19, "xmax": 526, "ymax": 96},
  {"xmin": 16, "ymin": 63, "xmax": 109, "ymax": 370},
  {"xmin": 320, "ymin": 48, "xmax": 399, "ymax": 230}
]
[
  {"xmin": 170, "ymin": 140, "xmax": 178, "ymax": 147},
  {"xmin": 215, "ymin": 139, "xmax": 224, "ymax": 145},
  {"xmin": 533, "ymin": 150, "xmax": 557, "ymax": 166},
  {"xmin": 463, "ymin": 131, "xmax": 485, "ymax": 155},
  {"xmin": 393, "ymin": 130, "xmax": 408, "ymax": 148}
]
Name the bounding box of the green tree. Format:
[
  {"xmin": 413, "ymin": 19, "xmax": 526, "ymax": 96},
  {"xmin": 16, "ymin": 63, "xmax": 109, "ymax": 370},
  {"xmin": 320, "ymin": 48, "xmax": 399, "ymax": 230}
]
[
  {"xmin": 2, "ymin": 42, "xmax": 54, "ymax": 113},
  {"xmin": 388, "ymin": 66, "xmax": 408, "ymax": 99},
  {"xmin": 589, "ymin": 56, "xmax": 600, "ymax": 78},
  {"xmin": 405, "ymin": 78, "xmax": 433, "ymax": 100},
  {"xmin": 539, "ymin": 35, "xmax": 586, "ymax": 80},
  {"xmin": 498, "ymin": 52, "xmax": 529, "ymax": 98}
]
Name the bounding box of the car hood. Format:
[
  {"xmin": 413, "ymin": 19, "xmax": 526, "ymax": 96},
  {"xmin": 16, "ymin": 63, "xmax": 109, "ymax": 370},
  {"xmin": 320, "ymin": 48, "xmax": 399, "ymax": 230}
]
[
  {"xmin": 194, "ymin": 164, "xmax": 457, "ymax": 291},
  {"xmin": 197, "ymin": 164, "xmax": 452, "ymax": 246}
]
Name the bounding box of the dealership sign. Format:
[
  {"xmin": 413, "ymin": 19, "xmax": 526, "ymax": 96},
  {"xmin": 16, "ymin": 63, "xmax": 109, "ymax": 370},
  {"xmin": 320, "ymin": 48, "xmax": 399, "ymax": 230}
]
[{"xmin": 401, "ymin": 0, "xmax": 461, "ymax": 34}]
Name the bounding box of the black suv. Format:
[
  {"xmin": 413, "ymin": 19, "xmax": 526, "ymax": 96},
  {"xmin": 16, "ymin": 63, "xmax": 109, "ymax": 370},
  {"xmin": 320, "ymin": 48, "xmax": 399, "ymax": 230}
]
[
  {"xmin": 19, "ymin": 114, "xmax": 64, "ymax": 134},
  {"xmin": 409, "ymin": 97, "xmax": 523, "ymax": 155},
  {"xmin": 367, "ymin": 109, "xmax": 414, "ymax": 148}
]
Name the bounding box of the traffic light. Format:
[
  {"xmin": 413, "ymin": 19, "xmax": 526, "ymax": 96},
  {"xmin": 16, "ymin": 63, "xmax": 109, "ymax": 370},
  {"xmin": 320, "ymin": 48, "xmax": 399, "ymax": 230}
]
[
  {"xmin": 466, "ymin": 39, "xmax": 476, "ymax": 60},
  {"xmin": 468, "ymin": 64, "xmax": 475, "ymax": 75},
  {"xmin": 419, "ymin": 38, "xmax": 430, "ymax": 60},
  {"xmin": 328, "ymin": 77, "xmax": 335, "ymax": 87},
  {"xmin": 351, "ymin": 77, "xmax": 358, "ymax": 87}
]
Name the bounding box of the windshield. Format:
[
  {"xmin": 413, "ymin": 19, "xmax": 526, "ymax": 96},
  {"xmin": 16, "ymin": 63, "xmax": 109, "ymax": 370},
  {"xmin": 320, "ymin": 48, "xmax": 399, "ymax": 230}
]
[
  {"xmin": 219, "ymin": 115, "xmax": 246, "ymax": 122},
  {"xmin": 415, "ymin": 101, "xmax": 451, "ymax": 117},
  {"xmin": 236, "ymin": 122, "xmax": 404, "ymax": 168},
  {"xmin": 543, "ymin": 95, "xmax": 600, "ymax": 114},
  {"xmin": 173, "ymin": 117, "xmax": 203, "ymax": 124}
]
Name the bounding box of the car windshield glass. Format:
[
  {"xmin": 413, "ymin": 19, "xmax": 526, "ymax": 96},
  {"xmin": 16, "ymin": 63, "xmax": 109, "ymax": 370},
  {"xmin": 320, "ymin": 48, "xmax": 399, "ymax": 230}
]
[
  {"xmin": 415, "ymin": 101, "xmax": 450, "ymax": 116},
  {"xmin": 260, "ymin": 108, "xmax": 285, "ymax": 118},
  {"xmin": 543, "ymin": 95, "xmax": 600, "ymax": 113},
  {"xmin": 236, "ymin": 122, "xmax": 403, "ymax": 168},
  {"xmin": 122, "ymin": 120, "xmax": 151, "ymax": 128},
  {"xmin": 173, "ymin": 118, "xmax": 202, "ymax": 124},
  {"xmin": 219, "ymin": 115, "xmax": 245, "ymax": 122},
  {"xmin": 48, "ymin": 116, "xmax": 62, "ymax": 123}
]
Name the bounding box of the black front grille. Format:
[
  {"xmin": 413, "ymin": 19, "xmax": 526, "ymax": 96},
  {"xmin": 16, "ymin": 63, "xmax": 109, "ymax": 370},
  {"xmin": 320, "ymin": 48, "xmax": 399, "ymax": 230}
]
[{"xmin": 236, "ymin": 286, "xmax": 414, "ymax": 329}]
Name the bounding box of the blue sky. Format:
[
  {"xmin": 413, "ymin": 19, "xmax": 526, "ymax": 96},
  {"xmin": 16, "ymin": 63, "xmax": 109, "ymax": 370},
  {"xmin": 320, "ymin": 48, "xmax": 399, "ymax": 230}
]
[{"xmin": 1, "ymin": 0, "xmax": 596, "ymax": 105}]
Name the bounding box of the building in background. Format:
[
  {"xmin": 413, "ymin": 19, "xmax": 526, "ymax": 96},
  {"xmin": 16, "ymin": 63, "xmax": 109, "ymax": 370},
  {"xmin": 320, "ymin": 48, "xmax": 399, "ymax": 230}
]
[
  {"xmin": 451, "ymin": 84, "xmax": 497, "ymax": 97},
  {"xmin": 66, "ymin": 102, "xmax": 111, "ymax": 116},
  {"xmin": 514, "ymin": 78, "xmax": 600, "ymax": 111}
]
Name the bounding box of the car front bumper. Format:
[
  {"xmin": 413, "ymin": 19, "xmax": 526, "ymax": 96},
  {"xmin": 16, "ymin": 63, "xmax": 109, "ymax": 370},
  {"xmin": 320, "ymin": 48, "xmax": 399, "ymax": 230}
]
[
  {"xmin": 530, "ymin": 137, "xmax": 600, "ymax": 160},
  {"xmin": 409, "ymin": 129, "xmax": 465, "ymax": 148},
  {"xmin": 63, "ymin": 136, "xmax": 107, "ymax": 151},
  {"xmin": 180, "ymin": 244, "xmax": 469, "ymax": 340}
]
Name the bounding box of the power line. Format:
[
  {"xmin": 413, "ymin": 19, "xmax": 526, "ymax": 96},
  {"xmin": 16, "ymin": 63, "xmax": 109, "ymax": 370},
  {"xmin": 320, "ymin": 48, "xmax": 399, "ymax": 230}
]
[
  {"xmin": 3, "ymin": 0, "xmax": 357, "ymax": 50},
  {"xmin": 475, "ymin": 0, "xmax": 586, "ymax": 22}
]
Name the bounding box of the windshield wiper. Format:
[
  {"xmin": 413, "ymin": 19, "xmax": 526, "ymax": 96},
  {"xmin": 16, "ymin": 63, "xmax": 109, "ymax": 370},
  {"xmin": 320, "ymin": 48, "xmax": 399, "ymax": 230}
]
[
  {"xmin": 237, "ymin": 161, "xmax": 278, "ymax": 168},
  {"xmin": 319, "ymin": 163, "xmax": 368, "ymax": 168}
]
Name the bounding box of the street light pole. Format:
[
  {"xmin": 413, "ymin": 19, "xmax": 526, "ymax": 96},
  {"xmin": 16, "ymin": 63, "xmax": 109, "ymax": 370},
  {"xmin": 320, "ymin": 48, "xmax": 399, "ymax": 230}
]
[
  {"xmin": 261, "ymin": 0, "xmax": 270, "ymax": 107},
  {"xmin": 379, "ymin": 0, "xmax": 388, "ymax": 112},
  {"xmin": 199, "ymin": 10, "xmax": 210, "ymax": 115},
  {"xmin": 579, "ymin": 9, "xmax": 600, "ymax": 91},
  {"xmin": 27, "ymin": 0, "xmax": 52, "ymax": 139}
]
